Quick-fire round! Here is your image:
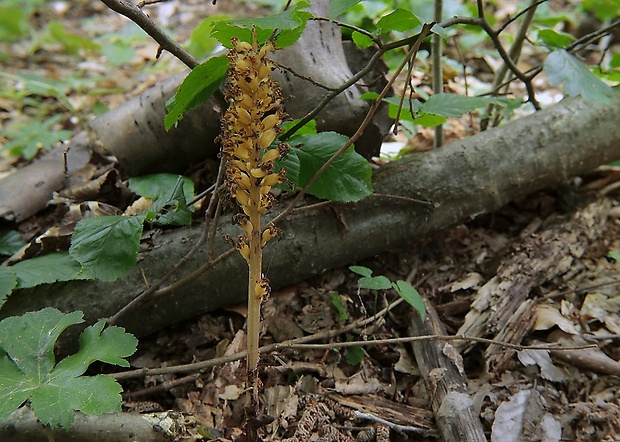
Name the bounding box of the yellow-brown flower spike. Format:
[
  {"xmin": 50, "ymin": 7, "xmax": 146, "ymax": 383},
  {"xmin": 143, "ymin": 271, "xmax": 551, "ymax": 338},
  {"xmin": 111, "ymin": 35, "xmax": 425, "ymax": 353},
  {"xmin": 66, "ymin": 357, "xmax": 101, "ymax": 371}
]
[{"xmin": 218, "ymin": 30, "xmax": 286, "ymax": 434}]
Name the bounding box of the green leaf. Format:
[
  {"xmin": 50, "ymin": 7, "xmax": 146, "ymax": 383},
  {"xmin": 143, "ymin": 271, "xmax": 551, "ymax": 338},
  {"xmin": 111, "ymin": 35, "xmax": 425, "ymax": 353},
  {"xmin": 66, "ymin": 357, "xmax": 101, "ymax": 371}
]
[
  {"xmin": 42, "ymin": 21, "xmax": 100, "ymax": 55},
  {"xmin": 0, "ymin": 230, "xmax": 25, "ymax": 256},
  {"xmin": 2, "ymin": 115, "xmax": 73, "ymax": 159},
  {"xmin": 12, "ymin": 252, "xmax": 90, "ymax": 289},
  {"xmin": 0, "ymin": 6, "xmax": 28, "ymax": 42},
  {"xmin": 345, "ymin": 346, "xmax": 365, "ymax": 366},
  {"xmin": 282, "ymin": 132, "xmax": 372, "ymax": 202},
  {"xmin": 0, "ymin": 267, "xmax": 17, "ymax": 308},
  {"xmin": 349, "ymin": 265, "xmax": 372, "ymax": 277},
  {"xmin": 211, "ymin": 2, "xmax": 311, "ymax": 48},
  {"xmin": 101, "ymin": 41, "xmax": 135, "ymax": 66},
  {"xmin": 0, "ymin": 309, "xmax": 137, "ymax": 429},
  {"xmin": 582, "ymin": 0, "xmax": 620, "ymax": 21},
  {"xmin": 421, "ymin": 93, "xmax": 500, "ymax": 117},
  {"xmin": 351, "ymin": 31, "xmax": 374, "ymax": 49},
  {"xmin": 129, "ymin": 174, "xmax": 194, "ymax": 226},
  {"xmin": 413, "ymin": 113, "xmax": 447, "ymax": 127},
  {"xmin": 69, "ymin": 215, "xmax": 144, "ymax": 281},
  {"xmin": 329, "ymin": 292, "xmax": 348, "ymax": 323},
  {"xmin": 358, "ymin": 275, "xmax": 392, "ymax": 290},
  {"xmin": 185, "ymin": 15, "xmax": 230, "ymax": 59},
  {"xmin": 393, "ymin": 280, "xmax": 426, "ymax": 320},
  {"xmin": 376, "ymin": 9, "xmax": 421, "ymax": 33},
  {"xmin": 607, "ymin": 250, "xmax": 620, "ymax": 262},
  {"xmin": 349, "ymin": 265, "xmax": 392, "ymax": 290},
  {"xmin": 328, "ymin": 0, "xmax": 362, "ymax": 20},
  {"xmin": 535, "ymin": 28, "xmax": 575, "ymax": 49},
  {"xmin": 544, "ymin": 49, "xmax": 614, "ymax": 103},
  {"xmin": 164, "ymin": 55, "xmax": 228, "ymax": 130}
]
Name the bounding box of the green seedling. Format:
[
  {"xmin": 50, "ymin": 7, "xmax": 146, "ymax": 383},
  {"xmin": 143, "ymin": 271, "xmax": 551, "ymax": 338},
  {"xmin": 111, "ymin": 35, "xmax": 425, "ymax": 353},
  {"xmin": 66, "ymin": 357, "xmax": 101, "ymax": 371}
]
[{"xmin": 349, "ymin": 265, "xmax": 426, "ymax": 320}]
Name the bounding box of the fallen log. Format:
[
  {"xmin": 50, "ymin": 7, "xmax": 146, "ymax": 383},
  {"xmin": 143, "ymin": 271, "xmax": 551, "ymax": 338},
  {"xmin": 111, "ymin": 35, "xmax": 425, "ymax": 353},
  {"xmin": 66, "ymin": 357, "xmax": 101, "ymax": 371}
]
[
  {"xmin": 408, "ymin": 301, "xmax": 486, "ymax": 442},
  {"xmin": 1, "ymin": 88, "xmax": 619, "ymax": 349}
]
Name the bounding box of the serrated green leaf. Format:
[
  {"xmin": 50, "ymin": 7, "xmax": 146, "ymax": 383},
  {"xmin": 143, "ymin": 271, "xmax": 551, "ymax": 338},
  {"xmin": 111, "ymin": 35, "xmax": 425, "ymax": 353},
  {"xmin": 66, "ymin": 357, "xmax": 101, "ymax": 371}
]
[
  {"xmin": 211, "ymin": 3, "xmax": 311, "ymax": 48},
  {"xmin": 0, "ymin": 309, "xmax": 136, "ymax": 428},
  {"xmin": 0, "ymin": 267, "xmax": 17, "ymax": 309},
  {"xmin": 377, "ymin": 9, "xmax": 421, "ymax": 33},
  {"xmin": 69, "ymin": 215, "xmax": 144, "ymax": 281},
  {"xmin": 12, "ymin": 252, "xmax": 89, "ymax": 289},
  {"xmin": 608, "ymin": 250, "xmax": 620, "ymax": 262},
  {"xmin": 164, "ymin": 56, "xmax": 228, "ymax": 130},
  {"xmin": 351, "ymin": 31, "xmax": 374, "ymax": 49},
  {"xmin": 328, "ymin": 0, "xmax": 362, "ymax": 20},
  {"xmin": 285, "ymin": 132, "xmax": 372, "ymax": 202},
  {"xmin": 0, "ymin": 354, "xmax": 32, "ymax": 421},
  {"xmin": 349, "ymin": 265, "xmax": 372, "ymax": 277},
  {"xmin": 393, "ymin": 280, "xmax": 426, "ymax": 320},
  {"xmin": 0, "ymin": 230, "xmax": 26, "ymax": 256},
  {"xmin": 30, "ymin": 375, "xmax": 122, "ymax": 428},
  {"xmin": 544, "ymin": 49, "xmax": 613, "ymax": 103},
  {"xmin": 535, "ymin": 28, "xmax": 574, "ymax": 49},
  {"xmin": 0, "ymin": 309, "xmax": 83, "ymax": 380},
  {"xmin": 277, "ymin": 147, "xmax": 300, "ymax": 191}
]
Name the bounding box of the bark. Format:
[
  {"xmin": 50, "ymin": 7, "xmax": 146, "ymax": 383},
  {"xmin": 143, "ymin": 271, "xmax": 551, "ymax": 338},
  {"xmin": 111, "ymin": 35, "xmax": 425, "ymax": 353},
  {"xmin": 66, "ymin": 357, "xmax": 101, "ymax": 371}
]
[
  {"xmin": 0, "ymin": 407, "xmax": 173, "ymax": 442},
  {"xmin": 0, "ymin": 131, "xmax": 92, "ymax": 222},
  {"xmin": 408, "ymin": 302, "xmax": 487, "ymax": 442},
  {"xmin": 1, "ymin": 88, "xmax": 619, "ymax": 350}
]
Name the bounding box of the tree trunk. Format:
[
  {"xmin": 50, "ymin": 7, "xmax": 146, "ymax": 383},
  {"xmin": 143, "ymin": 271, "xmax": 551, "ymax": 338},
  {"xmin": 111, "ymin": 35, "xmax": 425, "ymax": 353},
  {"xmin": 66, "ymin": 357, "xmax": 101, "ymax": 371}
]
[{"xmin": 1, "ymin": 88, "xmax": 619, "ymax": 350}]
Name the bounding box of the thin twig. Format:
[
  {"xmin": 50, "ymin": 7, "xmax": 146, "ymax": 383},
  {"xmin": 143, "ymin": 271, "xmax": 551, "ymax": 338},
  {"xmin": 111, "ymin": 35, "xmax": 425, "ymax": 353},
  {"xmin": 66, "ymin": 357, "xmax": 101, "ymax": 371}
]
[
  {"xmin": 100, "ymin": 0, "xmax": 198, "ymax": 69},
  {"xmin": 274, "ymin": 335, "xmax": 597, "ymax": 351},
  {"xmin": 482, "ymin": 0, "xmax": 538, "ymax": 129},
  {"xmin": 433, "ymin": 0, "xmax": 444, "ymax": 148},
  {"xmin": 496, "ymin": 0, "xmax": 548, "ymax": 34},
  {"xmin": 113, "ymin": 298, "xmax": 405, "ymax": 380}
]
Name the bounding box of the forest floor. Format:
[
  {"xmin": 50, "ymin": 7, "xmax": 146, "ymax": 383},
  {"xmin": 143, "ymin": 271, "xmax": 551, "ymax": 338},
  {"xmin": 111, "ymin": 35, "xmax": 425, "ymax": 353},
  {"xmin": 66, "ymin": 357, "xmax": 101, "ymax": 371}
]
[{"xmin": 1, "ymin": 0, "xmax": 620, "ymax": 441}]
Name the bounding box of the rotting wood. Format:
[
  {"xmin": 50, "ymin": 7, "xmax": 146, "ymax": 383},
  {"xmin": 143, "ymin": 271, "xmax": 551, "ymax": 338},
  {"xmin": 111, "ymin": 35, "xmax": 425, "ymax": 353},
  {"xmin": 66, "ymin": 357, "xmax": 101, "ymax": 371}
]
[
  {"xmin": 456, "ymin": 199, "xmax": 611, "ymax": 373},
  {"xmin": 408, "ymin": 299, "xmax": 487, "ymax": 442},
  {"xmin": 485, "ymin": 299, "xmax": 537, "ymax": 375},
  {"xmin": 1, "ymin": 89, "xmax": 620, "ymax": 351},
  {"xmin": 329, "ymin": 394, "xmax": 435, "ymax": 434}
]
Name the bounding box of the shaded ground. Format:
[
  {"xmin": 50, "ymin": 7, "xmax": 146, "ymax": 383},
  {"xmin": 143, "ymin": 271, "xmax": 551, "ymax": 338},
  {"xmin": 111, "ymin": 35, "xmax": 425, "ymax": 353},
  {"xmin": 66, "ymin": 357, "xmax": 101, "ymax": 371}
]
[{"xmin": 1, "ymin": 0, "xmax": 620, "ymax": 441}]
